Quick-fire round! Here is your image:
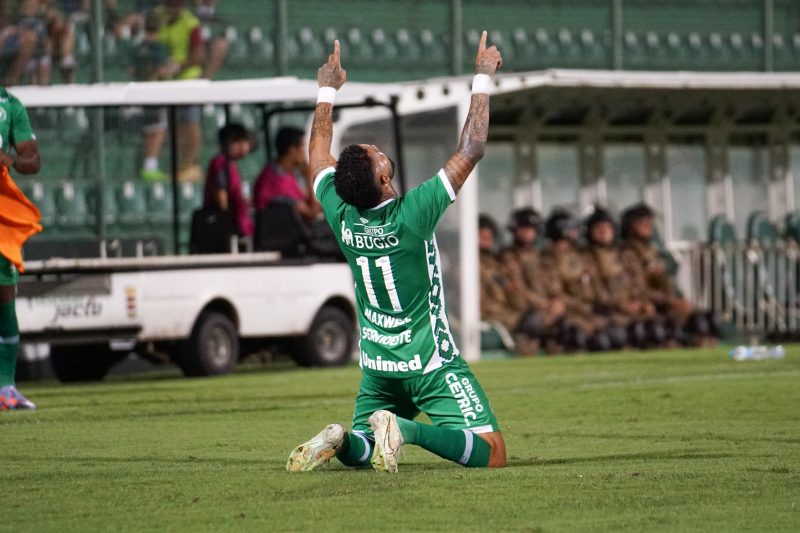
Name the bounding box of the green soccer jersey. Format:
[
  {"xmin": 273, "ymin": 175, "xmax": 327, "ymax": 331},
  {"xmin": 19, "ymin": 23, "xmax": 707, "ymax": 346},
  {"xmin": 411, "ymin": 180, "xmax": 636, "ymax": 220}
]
[
  {"xmin": 314, "ymin": 167, "xmax": 459, "ymax": 377},
  {"xmin": 0, "ymin": 88, "xmax": 36, "ymax": 153}
]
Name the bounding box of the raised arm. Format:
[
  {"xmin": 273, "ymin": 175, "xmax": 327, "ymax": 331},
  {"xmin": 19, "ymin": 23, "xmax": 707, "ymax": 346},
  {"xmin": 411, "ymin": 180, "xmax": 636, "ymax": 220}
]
[
  {"xmin": 309, "ymin": 40, "xmax": 347, "ymax": 180},
  {"xmin": 444, "ymin": 31, "xmax": 502, "ymax": 195}
]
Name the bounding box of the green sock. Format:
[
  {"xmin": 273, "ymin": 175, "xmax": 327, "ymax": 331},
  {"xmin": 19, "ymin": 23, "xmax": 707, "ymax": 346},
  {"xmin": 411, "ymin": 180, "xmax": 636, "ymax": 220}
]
[
  {"xmin": 336, "ymin": 431, "xmax": 373, "ymax": 467},
  {"xmin": 396, "ymin": 417, "xmax": 491, "ymax": 468},
  {"xmin": 0, "ymin": 300, "xmax": 19, "ymax": 386}
]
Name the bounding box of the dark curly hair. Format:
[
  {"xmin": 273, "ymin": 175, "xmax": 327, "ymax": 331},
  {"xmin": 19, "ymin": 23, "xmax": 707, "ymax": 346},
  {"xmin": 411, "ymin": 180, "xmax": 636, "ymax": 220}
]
[{"xmin": 334, "ymin": 144, "xmax": 382, "ymax": 209}]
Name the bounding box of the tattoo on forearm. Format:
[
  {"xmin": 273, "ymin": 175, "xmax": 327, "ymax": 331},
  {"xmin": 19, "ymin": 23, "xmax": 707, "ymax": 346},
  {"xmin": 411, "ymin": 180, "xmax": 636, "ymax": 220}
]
[
  {"xmin": 309, "ymin": 102, "xmax": 336, "ymax": 178},
  {"xmin": 445, "ymin": 94, "xmax": 489, "ymax": 194}
]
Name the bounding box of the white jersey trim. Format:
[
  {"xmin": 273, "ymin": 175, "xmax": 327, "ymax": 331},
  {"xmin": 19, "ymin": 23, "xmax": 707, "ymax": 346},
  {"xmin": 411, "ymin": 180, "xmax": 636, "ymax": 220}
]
[
  {"xmin": 458, "ymin": 429, "xmax": 474, "ymax": 465},
  {"xmin": 438, "ymin": 168, "xmax": 456, "ymax": 202},
  {"xmin": 468, "ymin": 424, "xmax": 495, "ymax": 434},
  {"xmin": 313, "ymin": 166, "xmax": 336, "ymax": 196},
  {"xmin": 369, "ymin": 197, "xmax": 396, "ymax": 210}
]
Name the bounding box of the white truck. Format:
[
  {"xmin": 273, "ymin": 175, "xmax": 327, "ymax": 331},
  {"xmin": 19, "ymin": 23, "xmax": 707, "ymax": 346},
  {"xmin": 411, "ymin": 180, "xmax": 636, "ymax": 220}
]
[{"xmin": 16, "ymin": 253, "xmax": 357, "ymax": 382}]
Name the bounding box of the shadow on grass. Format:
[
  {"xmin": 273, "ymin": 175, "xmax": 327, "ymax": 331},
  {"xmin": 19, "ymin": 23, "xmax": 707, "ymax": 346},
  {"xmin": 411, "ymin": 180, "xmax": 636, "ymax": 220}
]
[{"xmin": 508, "ymin": 449, "xmax": 735, "ymax": 468}]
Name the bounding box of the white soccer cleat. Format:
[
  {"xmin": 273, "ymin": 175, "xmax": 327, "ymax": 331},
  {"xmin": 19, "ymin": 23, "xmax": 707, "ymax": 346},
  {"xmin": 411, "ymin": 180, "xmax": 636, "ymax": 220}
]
[
  {"xmin": 369, "ymin": 410, "xmax": 404, "ymax": 474},
  {"xmin": 286, "ymin": 423, "xmax": 346, "ymax": 472}
]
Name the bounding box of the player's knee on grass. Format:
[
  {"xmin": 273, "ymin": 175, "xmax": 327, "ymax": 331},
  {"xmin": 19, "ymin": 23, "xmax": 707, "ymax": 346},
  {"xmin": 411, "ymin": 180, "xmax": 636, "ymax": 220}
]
[{"xmin": 478, "ymin": 431, "xmax": 507, "ymax": 468}]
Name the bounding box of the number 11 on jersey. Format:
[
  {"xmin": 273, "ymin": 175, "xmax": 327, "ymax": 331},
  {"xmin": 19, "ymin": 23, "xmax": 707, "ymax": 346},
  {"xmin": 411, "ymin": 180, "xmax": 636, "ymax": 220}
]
[{"xmin": 356, "ymin": 256, "xmax": 402, "ymax": 312}]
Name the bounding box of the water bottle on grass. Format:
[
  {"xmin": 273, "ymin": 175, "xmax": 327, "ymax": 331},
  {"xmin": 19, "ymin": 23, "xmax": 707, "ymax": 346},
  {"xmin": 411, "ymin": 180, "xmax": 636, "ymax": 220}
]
[{"xmin": 728, "ymin": 345, "xmax": 785, "ymax": 361}]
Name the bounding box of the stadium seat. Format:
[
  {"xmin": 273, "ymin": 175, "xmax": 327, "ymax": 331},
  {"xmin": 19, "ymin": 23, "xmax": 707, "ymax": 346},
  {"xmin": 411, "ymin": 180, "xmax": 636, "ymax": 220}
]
[
  {"xmin": 86, "ymin": 183, "xmax": 118, "ymax": 230},
  {"xmin": 747, "ymin": 212, "xmax": 781, "ymax": 247},
  {"xmin": 145, "ymin": 180, "xmax": 174, "ymax": 232},
  {"xmin": 394, "ymin": 28, "xmax": 422, "ymax": 69},
  {"xmin": 248, "ymin": 27, "xmax": 275, "ymax": 68},
  {"xmin": 417, "ymin": 29, "xmax": 447, "ymax": 70},
  {"xmin": 116, "ymin": 181, "xmax": 148, "ymax": 229},
  {"xmin": 224, "ymin": 26, "xmax": 249, "ymax": 67},
  {"xmin": 55, "ymin": 181, "xmax": 92, "ymax": 233},
  {"xmin": 370, "ymin": 28, "xmax": 398, "ymax": 62},
  {"xmin": 623, "ymin": 31, "xmax": 646, "ymax": 69},
  {"xmin": 533, "ymin": 28, "xmax": 560, "ymax": 67},
  {"xmin": 579, "ymin": 29, "xmax": 607, "ymax": 68},
  {"xmin": 708, "ymin": 214, "xmax": 738, "ymax": 245},
  {"xmin": 556, "ymin": 28, "xmax": 581, "ymax": 68},
  {"xmin": 346, "ymin": 27, "xmax": 375, "ymax": 67},
  {"xmin": 178, "ymin": 182, "xmax": 203, "ymax": 226},
  {"xmin": 292, "ymin": 27, "xmax": 325, "ymax": 68},
  {"xmin": 19, "ymin": 180, "xmax": 56, "ymax": 232}
]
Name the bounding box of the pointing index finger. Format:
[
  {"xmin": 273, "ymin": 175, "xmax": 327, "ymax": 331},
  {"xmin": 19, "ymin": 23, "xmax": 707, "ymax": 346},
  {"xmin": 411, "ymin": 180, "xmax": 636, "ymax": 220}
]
[
  {"xmin": 333, "ymin": 39, "xmax": 341, "ymax": 65},
  {"xmin": 479, "ymin": 30, "xmax": 487, "ymax": 52}
]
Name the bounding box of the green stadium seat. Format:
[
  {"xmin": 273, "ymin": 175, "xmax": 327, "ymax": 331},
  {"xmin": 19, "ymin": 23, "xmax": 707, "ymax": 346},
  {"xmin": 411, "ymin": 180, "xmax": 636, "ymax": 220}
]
[
  {"xmin": 224, "ymin": 26, "xmax": 249, "ymax": 67},
  {"xmin": 623, "ymin": 31, "xmax": 646, "ymax": 69},
  {"xmin": 746, "ymin": 212, "xmax": 780, "ymax": 247},
  {"xmin": 370, "ymin": 28, "xmax": 398, "ymax": 62},
  {"xmin": 145, "ymin": 180, "xmax": 174, "ymax": 230},
  {"xmin": 556, "ymin": 28, "xmax": 581, "ymax": 67},
  {"xmin": 418, "ymin": 29, "xmax": 447, "ymax": 70},
  {"xmin": 86, "ymin": 183, "xmax": 118, "ymax": 230},
  {"xmin": 533, "ymin": 28, "xmax": 560, "ymax": 67},
  {"xmin": 394, "ymin": 28, "xmax": 421, "ymax": 68},
  {"xmin": 579, "ymin": 29, "xmax": 607, "ymax": 68},
  {"xmin": 55, "ymin": 181, "xmax": 92, "ymax": 233},
  {"xmin": 178, "ymin": 181, "xmax": 203, "ymax": 225},
  {"xmin": 292, "ymin": 27, "xmax": 325, "ymax": 68},
  {"xmin": 784, "ymin": 211, "xmax": 800, "ymax": 244},
  {"xmin": 248, "ymin": 27, "xmax": 275, "ymax": 68},
  {"xmin": 19, "ymin": 180, "xmax": 56, "ymax": 232},
  {"xmin": 708, "ymin": 214, "xmax": 738, "ymax": 246},
  {"xmin": 116, "ymin": 181, "xmax": 148, "ymax": 228},
  {"xmin": 346, "ymin": 27, "xmax": 374, "ymax": 67},
  {"xmin": 511, "ymin": 28, "xmax": 535, "ymax": 69},
  {"xmin": 227, "ymin": 104, "xmax": 258, "ymax": 130}
]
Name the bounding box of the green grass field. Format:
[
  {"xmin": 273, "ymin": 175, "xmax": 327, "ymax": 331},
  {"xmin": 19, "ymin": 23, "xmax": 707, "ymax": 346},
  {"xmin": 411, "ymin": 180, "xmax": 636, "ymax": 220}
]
[{"xmin": 2, "ymin": 348, "xmax": 799, "ymax": 532}]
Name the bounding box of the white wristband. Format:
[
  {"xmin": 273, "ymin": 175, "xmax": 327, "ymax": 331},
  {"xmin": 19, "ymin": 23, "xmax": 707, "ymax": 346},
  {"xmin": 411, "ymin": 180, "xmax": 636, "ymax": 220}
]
[
  {"xmin": 471, "ymin": 74, "xmax": 492, "ymax": 94},
  {"xmin": 317, "ymin": 86, "xmax": 337, "ymax": 105}
]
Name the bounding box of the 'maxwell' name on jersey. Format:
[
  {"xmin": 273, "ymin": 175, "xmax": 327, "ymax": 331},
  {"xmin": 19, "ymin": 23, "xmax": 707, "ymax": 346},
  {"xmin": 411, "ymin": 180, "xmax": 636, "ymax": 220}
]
[{"xmin": 314, "ymin": 167, "xmax": 459, "ymax": 377}]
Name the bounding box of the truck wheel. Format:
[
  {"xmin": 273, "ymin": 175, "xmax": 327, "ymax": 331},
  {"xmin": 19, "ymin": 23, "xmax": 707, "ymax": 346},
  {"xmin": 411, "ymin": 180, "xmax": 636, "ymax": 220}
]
[
  {"xmin": 177, "ymin": 311, "xmax": 239, "ymax": 377},
  {"xmin": 295, "ymin": 306, "xmax": 355, "ymax": 367},
  {"xmin": 50, "ymin": 344, "xmax": 118, "ymax": 382}
]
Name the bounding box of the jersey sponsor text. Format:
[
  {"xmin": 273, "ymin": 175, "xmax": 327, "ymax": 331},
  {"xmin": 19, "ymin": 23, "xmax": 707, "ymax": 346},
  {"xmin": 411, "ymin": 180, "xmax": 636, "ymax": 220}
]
[
  {"xmin": 360, "ymin": 350, "xmax": 422, "ymax": 373},
  {"xmin": 446, "ymin": 372, "xmax": 485, "ymax": 427},
  {"xmin": 363, "ymin": 308, "xmax": 412, "ymax": 329}
]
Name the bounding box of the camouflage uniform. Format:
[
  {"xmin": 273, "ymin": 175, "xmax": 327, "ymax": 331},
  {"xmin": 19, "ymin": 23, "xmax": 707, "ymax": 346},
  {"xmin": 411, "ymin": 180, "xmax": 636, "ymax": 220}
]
[{"xmin": 479, "ymin": 249, "xmax": 540, "ymax": 354}]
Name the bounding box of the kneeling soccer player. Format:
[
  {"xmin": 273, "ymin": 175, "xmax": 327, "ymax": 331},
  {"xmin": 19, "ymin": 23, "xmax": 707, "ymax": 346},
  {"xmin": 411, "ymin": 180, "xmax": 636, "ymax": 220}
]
[{"xmin": 287, "ymin": 33, "xmax": 506, "ymax": 473}]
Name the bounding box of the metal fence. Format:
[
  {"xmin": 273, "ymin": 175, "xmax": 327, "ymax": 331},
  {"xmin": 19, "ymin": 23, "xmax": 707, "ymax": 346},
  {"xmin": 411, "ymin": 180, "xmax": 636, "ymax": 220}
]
[{"xmin": 673, "ymin": 242, "xmax": 800, "ymax": 337}]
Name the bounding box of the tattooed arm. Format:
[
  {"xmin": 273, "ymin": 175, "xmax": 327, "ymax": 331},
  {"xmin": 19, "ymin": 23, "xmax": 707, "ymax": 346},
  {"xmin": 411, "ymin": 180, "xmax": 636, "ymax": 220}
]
[
  {"xmin": 444, "ymin": 31, "xmax": 502, "ymax": 195},
  {"xmin": 309, "ymin": 40, "xmax": 347, "ymax": 179}
]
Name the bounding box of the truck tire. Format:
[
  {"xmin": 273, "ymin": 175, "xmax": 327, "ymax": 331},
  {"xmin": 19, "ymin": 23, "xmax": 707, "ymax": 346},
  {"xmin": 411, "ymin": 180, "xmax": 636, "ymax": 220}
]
[
  {"xmin": 177, "ymin": 311, "xmax": 239, "ymax": 377},
  {"xmin": 294, "ymin": 306, "xmax": 355, "ymax": 367},
  {"xmin": 50, "ymin": 344, "xmax": 118, "ymax": 382}
]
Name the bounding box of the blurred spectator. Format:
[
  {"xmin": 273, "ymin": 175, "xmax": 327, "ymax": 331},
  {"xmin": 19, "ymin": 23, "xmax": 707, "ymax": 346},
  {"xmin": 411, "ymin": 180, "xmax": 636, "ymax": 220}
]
[
  {"xmin": 202, "ymin": 123, "xmax": 254, "ymax": 237},
  {"xmin": 156, "ymin": 0, "xmax": 203, "ymax": 181},
  {"xmin": 478, "ymin": 214, "xmax": 541, "ymax": 355},
  {"xmin": 0, "ymin": 3, "xmax": 38, "ymax": 86},
  {"xmin": 499, "ymin": 208, "xmax": 571, "ymax": 354},
  {"xmin": 129, "ymin": 8, "xmax": 178, "ymax": 181},
  {"xmin": 192, "ymin": 0, "xmax": 226, "ymax": 79},
  {"xmin": 584, "ymin": 205, "xmax": 669, "ymax": 348},
  {"xmin": 543, "ymin": 208, "xmax": 626, "ymax": 351},
  {"xmin": 620, "ymin": 203, "xmax": 720, "ymax": 345},
  {"xmin": 14, "ymin": 0, "xmax": 77, "ymax": 84},
  {"xmin": 116, "ymin": 0, "xmax": 159, "ymax": 38},
  {"xmin": 253, "ymin": 127, "xmax": 321, "ymax": 222}
]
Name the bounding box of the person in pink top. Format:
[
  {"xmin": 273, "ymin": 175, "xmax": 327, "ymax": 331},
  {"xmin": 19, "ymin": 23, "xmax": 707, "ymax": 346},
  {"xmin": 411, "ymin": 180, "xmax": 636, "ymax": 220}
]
[
  {"xmin": 202, "ymin": 123, "xmax": 254, "ymax": 236},
  {"xmin": 253, "ymin": 126, "xmax": 321, "ymax": 222}
]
